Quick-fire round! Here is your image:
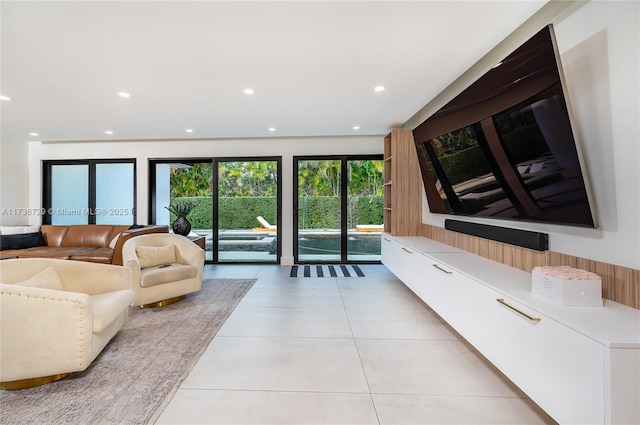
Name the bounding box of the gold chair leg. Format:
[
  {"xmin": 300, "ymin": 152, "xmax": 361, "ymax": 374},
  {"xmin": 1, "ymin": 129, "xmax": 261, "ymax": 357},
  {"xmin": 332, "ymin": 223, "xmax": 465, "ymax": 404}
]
[
  {"xmin": 138, "ymin": 295, "xmax": 186, "ymax": 309},
  {"xmin": 1, "ymin": 372, "xmax": 73, "ymax": 390}
]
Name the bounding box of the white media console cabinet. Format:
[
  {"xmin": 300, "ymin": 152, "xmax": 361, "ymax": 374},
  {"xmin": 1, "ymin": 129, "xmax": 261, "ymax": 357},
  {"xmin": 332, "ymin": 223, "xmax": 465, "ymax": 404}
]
[{"xmin": 381, "ymin": 233, "xmax": 640, "ymax": 425}]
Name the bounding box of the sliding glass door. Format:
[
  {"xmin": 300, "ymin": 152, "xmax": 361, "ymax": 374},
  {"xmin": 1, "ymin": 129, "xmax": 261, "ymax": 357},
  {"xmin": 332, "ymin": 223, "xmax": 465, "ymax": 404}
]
[
  {"xmin": 294, "ymin": 155, "xmax": 383, "ymax": 264},
  {"xmin": 151, "ymin": 157, "xmax": 281, "ymax": 264},
  {"xmin": 152, "ymin": 160, "xmax": 215, "ymax": 261},
  {"xmin": 213, "ymin": 158, "xmax": 281, "ymax": 263},
  {"xmin": 346, "ymin": 159, "xmax": 385, "ymax": 261},
  {"xmin": 296, "ymin": 159, "xmax": 343, "ymax": 262}
]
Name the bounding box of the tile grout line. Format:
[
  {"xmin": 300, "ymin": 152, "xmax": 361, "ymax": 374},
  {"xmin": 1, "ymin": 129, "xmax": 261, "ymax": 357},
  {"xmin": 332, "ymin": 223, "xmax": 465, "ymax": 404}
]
[{"xmin": 336, "ymin": 276, "xmax": 382, "ymax": 425}]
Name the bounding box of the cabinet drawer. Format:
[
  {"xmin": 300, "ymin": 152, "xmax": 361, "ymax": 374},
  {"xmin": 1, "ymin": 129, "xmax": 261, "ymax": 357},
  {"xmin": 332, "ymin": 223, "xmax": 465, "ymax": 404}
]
[
  {"xmin": 473, "ymin": 283, "xmax": 605, "ymax": 424},
  {"xmin": 410, "ymin": 258, "xmax": 475, "ymax": 340},
  {"xmin": 381, "ymin": 236, "xmax": 401, "ymax": 276},
  {"xmin": 381, "ymin": 236, "xmax": 422, "ymax": 290}
]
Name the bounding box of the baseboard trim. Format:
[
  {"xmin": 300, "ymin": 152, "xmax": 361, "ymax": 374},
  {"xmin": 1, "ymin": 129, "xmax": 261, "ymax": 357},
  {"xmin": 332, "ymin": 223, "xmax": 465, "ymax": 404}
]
[{"xmin": 280, "ymin": 256, "xmax": 295, "ymax": 266}]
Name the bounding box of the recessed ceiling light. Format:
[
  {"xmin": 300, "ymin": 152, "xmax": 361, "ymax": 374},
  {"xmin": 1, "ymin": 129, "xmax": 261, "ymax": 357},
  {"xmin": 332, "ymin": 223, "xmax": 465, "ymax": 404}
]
[
  {"xmin": 29, "ymin": 132, "xmax": 39, "ymax": 136},
  {"xmin": 118, "ymin": 92, "xmax": 131, "ymax": 98},
  {"xmin": 0, "ymin": 95, "xmax": 10, "ymax": 101},
  {"xmin": 268, "ymin": 127, "xmax": 276, "ymax": 132},
  {"xmin": 186, "ymin": 129, "xmax": 194, "ymax": 133},
  {"xmin": 105, "ymin": 130, "xmax": 114, "ymax": 135},
  {"xmin": 353, "ymin": 126, "xmax": 360, "ymax": 130},
  {"xmin": 243, "ymin": 88, "xmax": 254, "ymax": 95},
  {"xmin": 374, "ymin": 86, "xmax": 385, "ymax": 92}
]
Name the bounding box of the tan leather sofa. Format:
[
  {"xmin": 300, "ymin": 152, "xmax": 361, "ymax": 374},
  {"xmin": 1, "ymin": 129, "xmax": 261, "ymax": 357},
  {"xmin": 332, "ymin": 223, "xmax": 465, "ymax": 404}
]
[
  {"xmin": 0, "ymin": 258, "xmax": 135, "ymax": 389},
  {"xmin": 0, "ymin": 224, "xmax": 168, "ymax": 265}
]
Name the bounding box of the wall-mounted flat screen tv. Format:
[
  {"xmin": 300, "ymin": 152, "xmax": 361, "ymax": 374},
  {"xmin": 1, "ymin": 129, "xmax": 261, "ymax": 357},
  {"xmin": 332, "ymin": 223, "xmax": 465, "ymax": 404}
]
[{"xmin": 413, "ymin": 25, "xmax": 597, "ymax": 228}]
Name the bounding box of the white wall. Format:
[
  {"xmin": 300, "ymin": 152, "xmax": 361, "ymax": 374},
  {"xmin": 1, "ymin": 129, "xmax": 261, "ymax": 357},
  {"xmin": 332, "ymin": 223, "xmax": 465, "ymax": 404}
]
[
  {"xmin": 418, "ymin": 1, "xmax": 640, "ymax": 270},
  {"xmin": 27, "ymin": 136, "xmax": 383, "ymax": 265},
  {"xmin": 0, "ymin": 140, "xmax": 29, "ymax": 225}
]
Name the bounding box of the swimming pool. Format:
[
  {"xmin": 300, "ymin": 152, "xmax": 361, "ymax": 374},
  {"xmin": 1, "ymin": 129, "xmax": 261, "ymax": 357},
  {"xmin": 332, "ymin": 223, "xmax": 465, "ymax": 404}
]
[{"xmin": 298, "ymin": 233, "xmax": 381, "ymax": 256}]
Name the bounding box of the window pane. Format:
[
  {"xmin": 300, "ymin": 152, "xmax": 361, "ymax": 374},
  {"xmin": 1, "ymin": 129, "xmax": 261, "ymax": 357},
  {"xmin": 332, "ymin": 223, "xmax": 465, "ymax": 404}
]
[
  {"xmin": 297, "ymin": 159, "xmax": 342, "ymax": 262},
  {"xmin": 154, "ymin": 162, "xmax": 214, "ymax": 261},
  {"xmin": 155, "ymin": 163, "xmax": 173, "ymax": 227},
  {"xmin": 217, "ymin": 160, "xmax": 278, "ymax": 263},
  {"xmin": 51, "ymin": 164, "xmax": 89, "ymax": 224},
  {"xmin": 347, "ymin": 159, "xmax": 383, "ymax": 262},
  {"xmin": 96, "ymin": 163, "xmax": 135, "ymax": 224}
]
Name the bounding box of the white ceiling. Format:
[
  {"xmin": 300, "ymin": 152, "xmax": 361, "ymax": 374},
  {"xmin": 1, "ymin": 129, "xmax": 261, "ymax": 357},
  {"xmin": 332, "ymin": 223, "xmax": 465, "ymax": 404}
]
[{"xmin": 0, "ymin": 1, "xmax": 548, "ymax": 144}]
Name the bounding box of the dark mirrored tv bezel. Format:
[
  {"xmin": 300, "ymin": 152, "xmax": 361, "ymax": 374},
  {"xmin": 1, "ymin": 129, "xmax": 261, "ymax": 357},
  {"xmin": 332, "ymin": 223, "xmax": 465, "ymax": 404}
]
[{"xmin": 412, "ymin": 24, "xmax": 598, "ymax": 229}]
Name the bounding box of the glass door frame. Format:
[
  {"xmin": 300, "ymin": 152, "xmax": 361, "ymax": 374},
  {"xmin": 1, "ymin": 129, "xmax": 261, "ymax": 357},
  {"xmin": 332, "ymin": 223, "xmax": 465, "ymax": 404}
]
[
  {"xmin": 293, "ymin": 154, "xmax": 383, "ymax": 264},
  {"xmin": 149, "ymin": 156, "xmax": 282, "ymax": 264},
  {"xmin": 212, "ymin": 156, "xmax": 282, "ymax": 264}
]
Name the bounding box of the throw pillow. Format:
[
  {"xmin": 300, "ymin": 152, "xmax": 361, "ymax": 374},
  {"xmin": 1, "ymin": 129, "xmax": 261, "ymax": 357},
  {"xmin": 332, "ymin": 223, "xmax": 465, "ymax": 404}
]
[
  {"xmin": 0, "ymin": 231, "xmax": 45, "ymax": 251},
  {"xmin": 0, "ymin": 225, "xmax": 41, "ymax": 235},
  {"xmin": 136, "ymin": 244, "xmax": 176, "ymax": 269},
  {"xmin": 109, "ymin": 233, "xmax": 121, "ymax": 249},
  {"xmin": 14, "ymin": 267, "xmax": 64, "ymax": 291}
]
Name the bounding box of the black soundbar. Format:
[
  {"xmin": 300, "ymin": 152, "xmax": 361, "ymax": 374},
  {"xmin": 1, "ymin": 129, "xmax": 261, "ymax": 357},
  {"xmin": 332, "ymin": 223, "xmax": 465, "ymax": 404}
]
[{"xmin": 444, "ymin": 219, "xmax": 548, "ymax": 251}]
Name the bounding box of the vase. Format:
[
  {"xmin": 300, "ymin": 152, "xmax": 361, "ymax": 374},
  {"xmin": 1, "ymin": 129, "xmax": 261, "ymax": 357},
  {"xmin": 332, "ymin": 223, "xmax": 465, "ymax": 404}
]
[{"xmin": 172, "ymin": 217, "xmax": 191, "ymax": 236}]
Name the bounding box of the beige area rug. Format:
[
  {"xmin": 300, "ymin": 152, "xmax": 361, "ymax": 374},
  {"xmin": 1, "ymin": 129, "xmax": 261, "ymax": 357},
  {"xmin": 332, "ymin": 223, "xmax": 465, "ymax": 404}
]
[{"xmin": 0, "ymin": 278, "xmax": 256, "ymax": 425}]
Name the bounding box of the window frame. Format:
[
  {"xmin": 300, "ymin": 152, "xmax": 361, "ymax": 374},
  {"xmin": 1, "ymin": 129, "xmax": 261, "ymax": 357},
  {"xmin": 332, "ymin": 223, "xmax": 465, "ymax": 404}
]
[{"xmin": 42, "ymin": 159, "xmax": 137, "ymax": 225}]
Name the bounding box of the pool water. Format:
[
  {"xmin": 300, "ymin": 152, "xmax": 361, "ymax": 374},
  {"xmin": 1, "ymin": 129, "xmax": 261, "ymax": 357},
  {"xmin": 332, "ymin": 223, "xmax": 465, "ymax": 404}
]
[{"xmin": 298, "ymin": 234, "xmax": 381, "ymax": 256}]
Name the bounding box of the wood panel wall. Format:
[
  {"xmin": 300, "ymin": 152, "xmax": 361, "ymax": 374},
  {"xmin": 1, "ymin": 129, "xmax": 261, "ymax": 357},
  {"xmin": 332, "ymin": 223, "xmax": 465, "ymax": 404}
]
[
  {"xmin": 421, "ymin": 223, "xmax": 640, "ymax": 309},
  {"xmin": 388, "ymin": 130, "xmax": 423, "ymax": 236}
]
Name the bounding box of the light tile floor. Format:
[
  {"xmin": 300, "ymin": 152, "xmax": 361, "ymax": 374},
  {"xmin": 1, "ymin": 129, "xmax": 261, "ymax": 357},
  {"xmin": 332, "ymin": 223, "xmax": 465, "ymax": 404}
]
[{"xmin": 155, "ymin": 264, "xmax": 556, "ymax": 425}]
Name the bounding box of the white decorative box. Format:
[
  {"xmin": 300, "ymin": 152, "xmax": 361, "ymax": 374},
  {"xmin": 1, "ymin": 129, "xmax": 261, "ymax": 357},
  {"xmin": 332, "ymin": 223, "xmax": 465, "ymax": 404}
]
[{"xmin": 531, "ymin": 266, "xmax": 603, "ymax": 307}]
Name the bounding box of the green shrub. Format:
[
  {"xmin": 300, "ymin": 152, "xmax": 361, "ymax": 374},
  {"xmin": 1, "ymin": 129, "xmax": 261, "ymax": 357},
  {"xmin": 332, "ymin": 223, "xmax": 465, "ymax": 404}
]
[
  {"xmin": 218, "ymin": 197, "xmax": 277, "ymax": 229},
  {"xmin": 170, "ymin": 195, "xmax": 383, "ymax": 229},
  {"xmin": 351, "ymin": 196, "xmax": 384, "ymax": 227}
]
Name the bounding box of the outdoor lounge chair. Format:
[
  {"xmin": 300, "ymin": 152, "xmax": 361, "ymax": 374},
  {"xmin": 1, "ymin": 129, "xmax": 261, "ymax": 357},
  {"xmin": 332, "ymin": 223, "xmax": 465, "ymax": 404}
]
[
  {"xmin": 253, "ymin": 216, "xmax": 277, "ymax": 232},
  {"xmin": 355, "ymin": 224, "xmax": 384, "ymax": 232}
]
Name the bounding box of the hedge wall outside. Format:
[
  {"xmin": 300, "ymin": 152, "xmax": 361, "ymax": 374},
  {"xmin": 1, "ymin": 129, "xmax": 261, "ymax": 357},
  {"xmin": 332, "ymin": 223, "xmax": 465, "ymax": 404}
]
[{"xmin": 169, "ymin": 196, "xmax": 383, "ymax": 229}]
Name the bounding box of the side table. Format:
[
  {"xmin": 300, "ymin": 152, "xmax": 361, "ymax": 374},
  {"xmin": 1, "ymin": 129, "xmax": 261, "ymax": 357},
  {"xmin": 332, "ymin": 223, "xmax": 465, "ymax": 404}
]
[{"xmin": 187, "ymin": 235, "xmax": 206, "ymax": 250}]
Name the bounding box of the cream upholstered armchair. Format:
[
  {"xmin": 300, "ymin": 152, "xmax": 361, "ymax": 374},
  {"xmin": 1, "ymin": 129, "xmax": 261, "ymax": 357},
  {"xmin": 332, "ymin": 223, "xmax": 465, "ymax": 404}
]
[
  {"xmin": 0, "ymin": 258, "xmax": 134, "ymax": 389},
  {"xmin": 122, "ymin": 233, "xmax": 204, "ymax": 308}
]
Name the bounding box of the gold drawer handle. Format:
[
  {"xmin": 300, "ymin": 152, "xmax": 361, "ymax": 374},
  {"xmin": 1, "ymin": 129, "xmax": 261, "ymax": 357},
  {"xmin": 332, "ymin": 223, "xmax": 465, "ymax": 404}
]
[
  {"xmin": 496, "ymin": 299, "xmax": 541, "ymax": 323},
  {"xmin": 401, "ymin": 247, "xmax": 413, "ymax": 254},
  {"xmin": 383, "ymin": 237, "xmax": 392, "ymax": 242},
  {"xmin": 432, "ymin": 264, "xmax": 452, "ymax": 275}
]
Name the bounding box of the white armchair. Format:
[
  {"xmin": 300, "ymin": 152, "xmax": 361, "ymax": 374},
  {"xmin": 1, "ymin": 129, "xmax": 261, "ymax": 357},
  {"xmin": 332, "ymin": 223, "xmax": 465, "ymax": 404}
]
[
  {"xmin": 122, "ymin": 234, "xmax": 204, "ymax": 308},
  {"xmin": 0, "ymin": 258, "xmax": 134, "ymax": 389}
]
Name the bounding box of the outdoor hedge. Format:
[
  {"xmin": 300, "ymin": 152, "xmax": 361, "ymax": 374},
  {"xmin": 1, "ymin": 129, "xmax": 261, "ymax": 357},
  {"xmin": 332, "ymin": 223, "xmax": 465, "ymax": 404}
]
[{"xmin": 169, "ymin": 195, "xmax": 383, "ymax": 229}]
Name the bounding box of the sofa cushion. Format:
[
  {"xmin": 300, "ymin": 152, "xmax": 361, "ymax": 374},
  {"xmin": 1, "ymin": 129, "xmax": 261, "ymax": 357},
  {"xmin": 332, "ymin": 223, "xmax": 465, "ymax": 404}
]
[
  {"xmin": 0, "ymin": 232, "xmax": 45, "ymax": 251},
  {"xmin": 41, "ymin": 225, "xmax": 69, "ymax": 247},
  {"xmin": 90, "ymin": 290, "xmax": 135, "ymax": 333},
  {"xmin": 1, "ymin": 250, "xmax": 22, "ymax": 260},
  {"xmin": 140, "ymin": 264, "xmax": 198, "ymax": 288},
  {"xmin": 136, "ymin": 245, "xmax": 176, "ymax": 269},
  {"xmin": 17, "ymin": 247, "xmax": 92, "ymax": 260},
  {"xmin": 69, "ymin": 248, "xmax": 114, "ymax": 264},
  {"xmin": 61, "ymin": 225, "xmax": 116, "ymax": 248},
  {"xmin": 13, "ymin": 267, "xmax": 64, "ymax": 291}
]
